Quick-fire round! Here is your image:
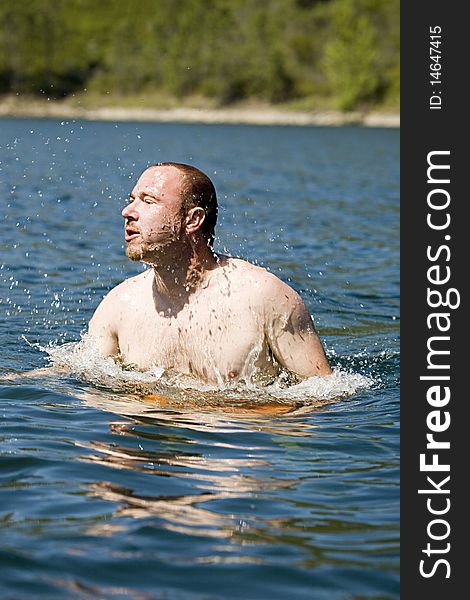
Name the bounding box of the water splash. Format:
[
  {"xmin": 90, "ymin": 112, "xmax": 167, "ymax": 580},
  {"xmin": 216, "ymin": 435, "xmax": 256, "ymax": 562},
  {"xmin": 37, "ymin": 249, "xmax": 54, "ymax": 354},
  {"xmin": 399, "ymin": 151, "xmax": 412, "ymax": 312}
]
[
  {"xmin": 39, "ymin": 335, "xmax": 164, "ymax": 388},
  {"xmin": 37, "ymin": 334, "xmax": 372, "ymax": 406},
  {"xmin": 264, "ymin": 369, "xmax": 373, "ymax": 402}
]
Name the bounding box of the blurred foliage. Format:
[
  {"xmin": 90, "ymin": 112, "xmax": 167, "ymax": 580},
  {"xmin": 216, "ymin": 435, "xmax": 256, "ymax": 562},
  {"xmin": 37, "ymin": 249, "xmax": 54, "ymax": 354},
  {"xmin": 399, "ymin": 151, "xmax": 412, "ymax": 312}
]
[{"xmin": 0, "ymin": 0, "xmax": 399, "ymax": 110}]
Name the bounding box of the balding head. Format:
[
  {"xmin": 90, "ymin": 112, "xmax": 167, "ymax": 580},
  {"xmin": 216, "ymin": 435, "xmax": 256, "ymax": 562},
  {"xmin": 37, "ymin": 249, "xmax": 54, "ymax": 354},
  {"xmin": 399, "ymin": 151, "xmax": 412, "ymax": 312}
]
[{"xmin": 153, "ymin": 162, "xmax": 218, "ymax": 247}]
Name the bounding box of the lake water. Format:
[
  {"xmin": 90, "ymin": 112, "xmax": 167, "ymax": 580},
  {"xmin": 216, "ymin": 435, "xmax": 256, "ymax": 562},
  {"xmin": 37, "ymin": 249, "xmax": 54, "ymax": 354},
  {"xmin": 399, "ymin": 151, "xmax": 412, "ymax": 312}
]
[{"xmin": 0, "ymin": 118, "xmax": 399, "ymax": 599}]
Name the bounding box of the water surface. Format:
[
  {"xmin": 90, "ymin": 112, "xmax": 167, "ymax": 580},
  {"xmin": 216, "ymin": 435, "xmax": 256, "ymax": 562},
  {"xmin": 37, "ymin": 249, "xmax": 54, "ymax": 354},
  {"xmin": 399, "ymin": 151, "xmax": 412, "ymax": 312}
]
[{"xmin": 0, "ymin": 118, "xmax": 399, "ymax": 599}]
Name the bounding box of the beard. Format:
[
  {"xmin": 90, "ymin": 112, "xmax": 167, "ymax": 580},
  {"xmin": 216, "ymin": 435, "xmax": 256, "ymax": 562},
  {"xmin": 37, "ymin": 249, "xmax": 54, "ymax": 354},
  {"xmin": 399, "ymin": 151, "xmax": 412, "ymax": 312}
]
[{"xmin": 125, "ymin": 221, "xmax": 185, "ymax": 264}]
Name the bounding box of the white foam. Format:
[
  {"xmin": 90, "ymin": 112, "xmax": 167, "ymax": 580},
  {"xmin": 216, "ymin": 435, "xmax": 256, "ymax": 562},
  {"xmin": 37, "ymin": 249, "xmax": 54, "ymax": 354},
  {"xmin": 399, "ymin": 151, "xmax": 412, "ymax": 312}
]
[
  {"xmin": 41, "ymin": 334, "xmax": 164, "ymax": 388},
  {"xmin": 264, "ymin": 370, "xmax": 373, "ymax": 401},
  {"xmin": 39, "ymin": 333, "xmax": 373, "ymax": 403}
]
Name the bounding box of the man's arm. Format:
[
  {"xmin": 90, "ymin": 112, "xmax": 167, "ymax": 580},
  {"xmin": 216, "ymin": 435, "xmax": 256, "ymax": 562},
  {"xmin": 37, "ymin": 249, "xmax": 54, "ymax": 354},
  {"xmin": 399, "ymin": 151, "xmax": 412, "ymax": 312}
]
[
  {"xmin": 88, "ymin": 293, "xmax": 120, "ymax": 358},
  {"xmin": 265, "ymin": 279, "xmax": 332, "ymax": 378}
]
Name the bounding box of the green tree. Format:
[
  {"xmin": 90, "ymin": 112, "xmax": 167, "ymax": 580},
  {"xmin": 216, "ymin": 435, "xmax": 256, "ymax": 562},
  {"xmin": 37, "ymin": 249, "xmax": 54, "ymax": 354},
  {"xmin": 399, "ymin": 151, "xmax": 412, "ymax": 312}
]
[
  {"xmin": 322, "ymin": 0, "xmax": 380, "ymax": 110},
  {"xmin": 0, "ymin": 0, "xmax": 399, "ymax": 110}
]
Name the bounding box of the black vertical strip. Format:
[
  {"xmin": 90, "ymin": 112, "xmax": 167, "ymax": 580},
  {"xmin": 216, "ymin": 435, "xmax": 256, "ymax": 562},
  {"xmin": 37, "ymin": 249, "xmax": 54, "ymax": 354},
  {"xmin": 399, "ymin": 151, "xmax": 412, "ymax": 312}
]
[{"xmin": 401, "ymin": 3, "xmax": 465, "ymax": 597}]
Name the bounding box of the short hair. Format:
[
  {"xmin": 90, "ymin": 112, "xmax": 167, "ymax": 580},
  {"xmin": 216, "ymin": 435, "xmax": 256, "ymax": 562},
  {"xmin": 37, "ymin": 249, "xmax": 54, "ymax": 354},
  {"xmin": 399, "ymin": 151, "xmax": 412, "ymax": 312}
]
[{"xmin": 154, "ymin": 162, "xmax": 218, "ymax": 246}]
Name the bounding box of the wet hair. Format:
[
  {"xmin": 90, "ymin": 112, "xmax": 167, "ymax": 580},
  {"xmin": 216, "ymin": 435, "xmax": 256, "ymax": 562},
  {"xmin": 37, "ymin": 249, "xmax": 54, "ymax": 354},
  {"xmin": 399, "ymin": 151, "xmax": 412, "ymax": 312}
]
[{"xmin": 154, "ymin": 162, "xmax": 218, "ymax": 247}]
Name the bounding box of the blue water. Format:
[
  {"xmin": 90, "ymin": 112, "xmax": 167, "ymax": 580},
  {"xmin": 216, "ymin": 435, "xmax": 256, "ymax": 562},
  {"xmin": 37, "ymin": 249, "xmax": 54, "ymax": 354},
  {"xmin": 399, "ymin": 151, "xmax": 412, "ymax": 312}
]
[{"xmin": 0, "ymin": 118, "xmax": 399, "ymax": 599}]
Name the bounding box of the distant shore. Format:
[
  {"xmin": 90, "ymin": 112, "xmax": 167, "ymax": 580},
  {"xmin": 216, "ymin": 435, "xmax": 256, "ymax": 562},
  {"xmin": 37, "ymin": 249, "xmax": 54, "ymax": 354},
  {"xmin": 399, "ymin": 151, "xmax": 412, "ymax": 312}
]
[{"xmin": 0, "ymin": 96, "xmax": 399, "ymax": 128}]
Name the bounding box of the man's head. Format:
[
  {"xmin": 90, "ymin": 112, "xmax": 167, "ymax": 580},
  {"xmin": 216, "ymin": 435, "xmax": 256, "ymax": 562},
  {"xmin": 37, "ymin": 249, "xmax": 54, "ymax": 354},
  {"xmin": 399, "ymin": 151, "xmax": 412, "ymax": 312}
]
[
  {"xmin": 160, "ymin": 162, "xmax": 218, "ymax": 246},
  {"xmin": 122, "ymin": 163, "xmax": 218, "ymax": 263}
]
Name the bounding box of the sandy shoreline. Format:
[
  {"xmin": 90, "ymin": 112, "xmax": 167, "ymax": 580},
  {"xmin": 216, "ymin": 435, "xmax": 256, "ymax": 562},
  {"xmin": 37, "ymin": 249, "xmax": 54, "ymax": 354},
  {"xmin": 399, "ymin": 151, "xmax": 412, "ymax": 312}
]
[{"xmin": 0, "ymin": 98, "xmax": 399, "ymax": 128}]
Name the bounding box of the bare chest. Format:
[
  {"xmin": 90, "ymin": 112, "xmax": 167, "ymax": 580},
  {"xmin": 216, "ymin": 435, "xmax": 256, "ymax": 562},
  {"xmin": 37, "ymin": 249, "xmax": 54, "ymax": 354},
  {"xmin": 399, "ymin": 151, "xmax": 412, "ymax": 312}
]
[{"xmin": 116, "ymin": 295, "xmax": 273, "ymax": 382}]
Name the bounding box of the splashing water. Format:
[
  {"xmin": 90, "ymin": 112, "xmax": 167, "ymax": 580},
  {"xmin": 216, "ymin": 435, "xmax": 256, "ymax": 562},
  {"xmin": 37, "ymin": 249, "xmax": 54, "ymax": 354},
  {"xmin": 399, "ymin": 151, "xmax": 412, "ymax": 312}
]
[{"xmin": 35, "ymin": 334, "xmax": 373, "ymax": 409}]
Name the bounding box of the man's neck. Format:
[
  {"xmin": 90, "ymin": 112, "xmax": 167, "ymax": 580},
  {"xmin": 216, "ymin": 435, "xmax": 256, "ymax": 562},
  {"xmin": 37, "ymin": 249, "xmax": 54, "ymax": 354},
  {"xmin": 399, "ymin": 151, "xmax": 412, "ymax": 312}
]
[{"xmin": 150, "ymin": 242, "xmax": 217, "ymax": 302}]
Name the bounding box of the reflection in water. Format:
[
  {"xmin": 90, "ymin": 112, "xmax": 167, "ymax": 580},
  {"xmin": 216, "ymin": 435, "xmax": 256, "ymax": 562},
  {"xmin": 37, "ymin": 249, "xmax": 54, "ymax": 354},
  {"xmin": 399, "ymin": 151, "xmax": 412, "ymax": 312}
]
[
  {"xmin": 77, "ymin": 435, "xmax": 272, "ymax": 476},
  {"xmin": 51, "ymin": 576, "xmax": 155, "ymax": 600},
  {"xmin": 88, "ymin": 481, "xmax": 250, "ymax": 539},
  {"xmin": 76, "ymin": 385, "xmax": 323, "ymax": 435},
  {"xmin": 75, "ymin": 387, "xmax": 311, "ymax": 542}
]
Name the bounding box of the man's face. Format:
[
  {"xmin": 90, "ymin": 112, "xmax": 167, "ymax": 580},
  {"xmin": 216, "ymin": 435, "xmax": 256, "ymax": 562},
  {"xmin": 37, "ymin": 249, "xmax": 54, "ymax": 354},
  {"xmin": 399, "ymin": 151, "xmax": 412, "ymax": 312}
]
[{"xmin": 122, "ymin": 166, "xmax": 186, "ymax": 263}]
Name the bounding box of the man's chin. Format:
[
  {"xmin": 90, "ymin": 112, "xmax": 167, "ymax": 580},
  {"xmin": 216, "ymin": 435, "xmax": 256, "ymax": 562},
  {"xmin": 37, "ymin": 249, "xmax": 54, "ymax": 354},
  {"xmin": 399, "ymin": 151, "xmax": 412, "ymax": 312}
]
[
  {"xmin": 126, "ymin": 243, "xmax": 147, "ymax": 262},
  {"xmin": 125, "ymin": 234, "xmax": 186, "ymax": 264},
  {"xmin": 125, "ymin": 243, "xmax": 165, "ymax": 263}
]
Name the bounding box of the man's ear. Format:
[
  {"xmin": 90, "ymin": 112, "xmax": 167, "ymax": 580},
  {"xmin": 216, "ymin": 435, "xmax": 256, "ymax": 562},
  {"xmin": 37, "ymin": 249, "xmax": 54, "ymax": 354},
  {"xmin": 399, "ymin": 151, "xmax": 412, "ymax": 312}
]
[{"xmin": 185, "ymin": 207, "xmax": 206, "ymax": 234}]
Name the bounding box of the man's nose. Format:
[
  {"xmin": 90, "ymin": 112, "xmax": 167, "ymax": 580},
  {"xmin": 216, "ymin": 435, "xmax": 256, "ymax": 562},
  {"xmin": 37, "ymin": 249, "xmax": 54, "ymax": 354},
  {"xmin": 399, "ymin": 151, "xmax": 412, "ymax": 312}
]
[{"xmin": 122, "ymin": 200, "xmax": 138, "ymax": 220}]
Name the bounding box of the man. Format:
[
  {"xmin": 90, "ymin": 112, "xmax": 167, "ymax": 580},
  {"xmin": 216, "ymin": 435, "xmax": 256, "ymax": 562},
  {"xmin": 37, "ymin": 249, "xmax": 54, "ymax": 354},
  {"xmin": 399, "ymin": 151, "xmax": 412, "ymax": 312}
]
[{"xmin": 88, "ymin": 162, "xmax": 331, "ymax": 385}]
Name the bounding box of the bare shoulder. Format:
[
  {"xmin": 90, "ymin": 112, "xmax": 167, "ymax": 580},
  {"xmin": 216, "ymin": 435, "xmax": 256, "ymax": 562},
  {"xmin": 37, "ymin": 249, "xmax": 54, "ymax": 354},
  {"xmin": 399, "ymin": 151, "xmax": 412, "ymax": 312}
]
[
  {"xmin": 89, "ymin": 270, "xmax": 149, "ymax": 329},
  {"xmin": 220, "ymin": 257, "xmax": 281, "ymax": 285},
  {"xmin": 225, "ymin": 258, "xmax": 298, "ymax": 297},
  {"xmin": 220, "ymin": 257, "xmax": 331, "ymax": 376},
  {"xmin": 88, "ymin": 270, "xmax": 150, "ymax": 354},
  {"xmin": 220, "ymin": 257, "xmax": 303, "ymax": 307},
  {"xmin": 99, "ymin": 270, "xmax": 149, "ymax": 305}
]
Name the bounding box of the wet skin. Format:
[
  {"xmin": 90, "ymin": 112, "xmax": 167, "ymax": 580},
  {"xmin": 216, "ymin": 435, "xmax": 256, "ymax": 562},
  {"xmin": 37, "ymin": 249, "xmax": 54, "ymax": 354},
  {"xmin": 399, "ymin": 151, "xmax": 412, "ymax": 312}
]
[{"xmin": 88, "ymin": 165, "xmax": 331, "ymax": 385}]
